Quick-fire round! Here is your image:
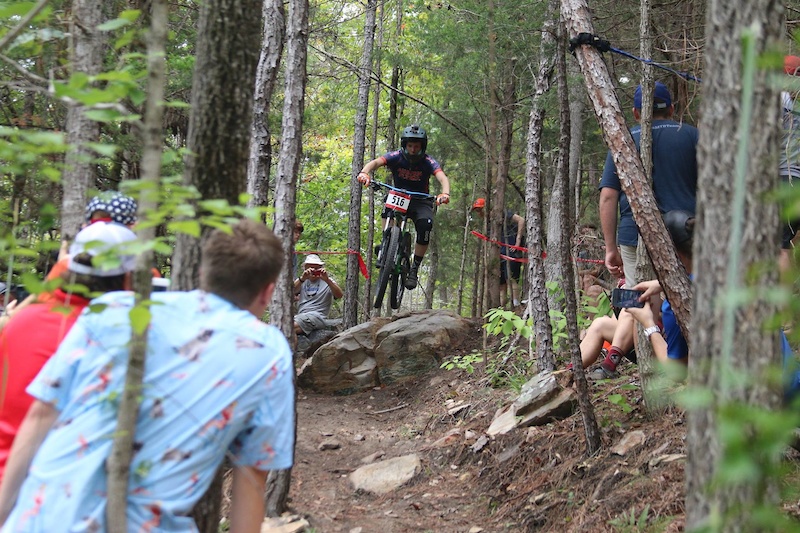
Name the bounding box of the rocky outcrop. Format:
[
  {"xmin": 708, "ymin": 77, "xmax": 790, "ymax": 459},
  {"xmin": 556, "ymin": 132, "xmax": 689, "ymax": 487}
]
[{"xmin": 297, "ymin": 310, "xmax": 473, "ymax": 395}]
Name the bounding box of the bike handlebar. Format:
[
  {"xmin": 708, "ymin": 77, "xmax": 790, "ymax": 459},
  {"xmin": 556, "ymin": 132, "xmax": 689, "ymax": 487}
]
[{"xmin": 370, "ymin": 180, "xmax": 436, "ymax": 200}]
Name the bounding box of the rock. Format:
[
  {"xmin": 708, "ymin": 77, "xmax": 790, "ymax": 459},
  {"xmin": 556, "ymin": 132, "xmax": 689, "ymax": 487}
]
[
  {"xmin": 261, "ymin": 514, "xmax": 310, "ymax": 533},
  {"xmin": 298, "ymin": 311, "xmax": 472, "ymax": 394},
  {"xmin": 487, "ymin": 407, "xmax": 517, "ymax": 436},
  {"xmin": 374, "ymin": 311, "xmax": 472, "ymax": 384},
  {"xmin": 349, "ymin": 454, "xmax": 421, "ymax": 494},
  {"xmin": 517, "ymin": 389, "xmax": 578, "ymax": 427},
  {"xmin": 318, "ymin": 439, "xmax": 341, "ymax": 451},
  {"xmin": 360, "ymin": 450, "xmax": 386, "ymax": 464},
  {"xmin": 611, "ymin": 430, "xmax": 647, "ymax": 456},
  {"xmin": 512, "ymin": 372, "xmax": 560, "ymax": 416}
]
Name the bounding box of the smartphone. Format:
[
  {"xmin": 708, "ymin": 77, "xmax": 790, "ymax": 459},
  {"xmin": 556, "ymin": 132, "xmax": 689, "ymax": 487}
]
[{"xmin": 611, "ymin": 288, "xmax": 645, "ymax": 308}]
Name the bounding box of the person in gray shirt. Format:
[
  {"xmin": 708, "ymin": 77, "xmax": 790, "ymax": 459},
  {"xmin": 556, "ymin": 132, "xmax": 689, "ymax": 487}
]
[{"xmin": 293, "ymin": 254, "xmax": 343, "ymax": 335}]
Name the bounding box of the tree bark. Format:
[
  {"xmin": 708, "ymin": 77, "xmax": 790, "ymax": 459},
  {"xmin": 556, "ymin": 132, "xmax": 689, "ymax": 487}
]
[
  {"xmin": 172, "ymin": 0, "xmax": 264, "ymax": 293},
  {"xmin": 686, "ymin": 2, "xmax": 783, "ymax": 529},
  {"xmin": 61, "ymin": 0, "xmax": 104, "ymax": 241},
  {"xmin": 524, "ymin": 0, "xmax": 557, "ymax": 371},
  {"xmin": 553, "ymin": 17, "xmax": 601, "ymax": 455},
  {"xmin": 105, "ymin": 3, "xmax": 167, "ymax": 530},
  {"xmin": 265, "ymin": 0, "xmax": 308, "ymax": 516},
  {"xmin": 345, "ymin": 0, "xmax": 376, "ymax": 327},
  {"xmin": 561, "ymin": 0, "xmax": 693, "ymax": 340},
  {"xmin": 167, "ymin": 0, "xmax": 264, "ymax": 530},
  {"xmin": 247, "ymin": 0, "xmax": 286, "ymax": 212}
]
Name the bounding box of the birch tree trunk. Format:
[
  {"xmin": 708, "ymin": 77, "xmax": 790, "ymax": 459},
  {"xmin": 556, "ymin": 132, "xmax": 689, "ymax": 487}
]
[
  {"xmin": 168, "ymin": 0, "xmax": 264, "ymax": 530},
  {"xmin": 686, "ymin": 3, "xmax": 782, "ymax": 528},
  {"xmin": 247, "ymin": 0, "xmax": 286, "ymax": 211},
  {"xmin": 265, "ymin": 0, "xmax": 308, "ymax": 516},
  {"xmin": 345, "ymin": 0, "xmax": 376, "ymax": 327},
  {"xmin": 561, "ymin": 0, "xmax": 693, "ymax": 338},
  {"xmin": 524, "ymin": 0, "xmax": 557, "ymax": 371},
  {"xmin": 61, "ymin": 0, "xmax": 104, "ymax": 240}
]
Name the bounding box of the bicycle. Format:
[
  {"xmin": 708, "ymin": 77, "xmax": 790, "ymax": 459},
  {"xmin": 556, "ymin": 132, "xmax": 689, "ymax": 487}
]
[{"xmin": 368, "ymin": 180, "xmax": 436, "ymax": 310}]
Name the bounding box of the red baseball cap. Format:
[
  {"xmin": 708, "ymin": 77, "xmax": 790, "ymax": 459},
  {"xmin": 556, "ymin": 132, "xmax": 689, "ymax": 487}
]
[{"xmin": 785, "ymin": 55, "xmax": 800, "ymax": 76}]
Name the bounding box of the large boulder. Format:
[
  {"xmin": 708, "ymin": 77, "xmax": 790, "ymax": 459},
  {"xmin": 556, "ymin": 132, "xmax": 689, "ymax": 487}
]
[{"xmin": 297, "ymin": 310, "xmax": 472, "ymax": 394}]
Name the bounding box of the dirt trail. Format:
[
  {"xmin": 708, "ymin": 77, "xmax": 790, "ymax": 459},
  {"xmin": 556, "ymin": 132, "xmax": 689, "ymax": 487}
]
[{"xmin": 289, "ymin": 375, "xmax": 501, "ymax": 532}]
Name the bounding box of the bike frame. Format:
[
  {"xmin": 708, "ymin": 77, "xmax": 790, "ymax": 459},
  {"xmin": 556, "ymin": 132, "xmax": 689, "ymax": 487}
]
[{"xmin": 369, "ymin": 181, "xmax": 434, "ymax": 310}]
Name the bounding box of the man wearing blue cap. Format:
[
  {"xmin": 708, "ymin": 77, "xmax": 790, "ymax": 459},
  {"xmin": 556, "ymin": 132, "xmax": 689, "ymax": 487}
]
[
  {"xmin": 593, "ymin": 81, "xmax": 698, "ymax": 378},
  {"xmin": 598, "ymin": 81, "xmax": 699, "ymax": 287}
]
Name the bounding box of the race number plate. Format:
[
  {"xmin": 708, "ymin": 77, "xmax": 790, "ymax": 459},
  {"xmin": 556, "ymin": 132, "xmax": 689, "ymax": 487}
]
[{"xmin": 385, "ymin": 190, "xmax": 411, "ymax": 213}]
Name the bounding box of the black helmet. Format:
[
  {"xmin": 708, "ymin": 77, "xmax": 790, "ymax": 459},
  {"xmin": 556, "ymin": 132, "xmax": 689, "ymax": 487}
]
[{"xmin": 400, "ymin": 124, "xmax": 428, "ymax": 162}]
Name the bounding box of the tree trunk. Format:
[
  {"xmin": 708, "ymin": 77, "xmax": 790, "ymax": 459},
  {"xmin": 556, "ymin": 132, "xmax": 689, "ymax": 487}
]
[
  {"xmin": 685, "ymin": 3, "xmax": 782, "ymax": 529},
  {"xmin": 561, "ymin": 0, "xmax": 693, "ymax": 339},
  {"xmin": 168, "ymin": 0, "xmax": 265, "ymax": 530},
  {"xmin": 247, "ymin": 0, "xmax": 286, "ymax": 212},
  {"xmin": 553, "ymin": 18, "xmax": 601, "ymax": 455},
  {"xmin": 105, "ymin": 2, "xmax": 167, "ymax": 530},
  {"xmin": 172, "ymin": 0, "xmax": 264, "ymax": 293},
  {"xmin": 485, "ymin": 0, "xmax": 501, "ymax": 310},
  {"xmin": 61, "ymin": 0, "xmax": 104, "ymax": 240},
  {"xmin": 632, "ymin": 0, "xmax": 663, "ymax": 414},
  {"xmin": 345, "ymin": 0, "xmax": 376, "ymax": 327},
  {"xmin": 363, "ymin": 0, "xmax": 385, "ymax": 320},
  {"xmin": 524, "ymin": 0, "xmax": 557, "ymax": 371},
  {"xmin": 424, "ymin": 228, "xmax": 438, "ymax": 309},
  {"xmin": 386, "ymin": 0, "xmax": 402, "ymax": 149},
  {"xmin": 265, "ymin": 0, "xmax": 308, "ymax": 516}
]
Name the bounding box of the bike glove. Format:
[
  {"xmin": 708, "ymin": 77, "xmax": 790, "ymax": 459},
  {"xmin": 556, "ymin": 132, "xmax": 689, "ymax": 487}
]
[
  {"xmin": 436, "ymin": 193, "xmax": 450, "ymax": 205},
  {"xmin": 357, "ymin": 172, "xmax": 371, "ymax": 186}
]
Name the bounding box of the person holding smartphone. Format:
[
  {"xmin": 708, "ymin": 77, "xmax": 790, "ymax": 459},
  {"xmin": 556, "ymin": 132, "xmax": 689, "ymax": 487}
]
[{"xmin": 293, "ymin": 254, "xmax": 343, "ymax": 338}]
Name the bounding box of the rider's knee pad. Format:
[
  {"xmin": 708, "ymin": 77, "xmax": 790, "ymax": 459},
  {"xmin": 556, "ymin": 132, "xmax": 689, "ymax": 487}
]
[{"xmin": 415, "ymin": 218, "xmax": 433, "ymax": 245}]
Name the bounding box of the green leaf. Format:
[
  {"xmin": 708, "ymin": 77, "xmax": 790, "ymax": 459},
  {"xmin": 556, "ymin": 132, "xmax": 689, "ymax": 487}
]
[
  {"xmin": 167, "ymin": 220, "xmax": 201, "ymax": 238},
  {"xmin": 129, "ymin": 305, "xmax": 151, "ymax": 335},
  {"xmin": 98, "ymin": 18, "xmax": 133, "ymax": 31},
  {"xmin": 0, "ymin": 2, "xmax": 36, "ymax": 18}
]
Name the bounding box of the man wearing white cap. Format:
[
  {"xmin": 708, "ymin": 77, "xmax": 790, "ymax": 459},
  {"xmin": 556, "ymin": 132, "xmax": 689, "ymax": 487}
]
[
  {"xmin": 0, "ymin": 221, "xmax": 137, "ymax": 484},
  {"xmin": 0, "ymin": 219, "xmax": 294, "ymax": 532},
  {"xmin": 293, "ymin": 254, "xmax": 343, "ymax": 337}
]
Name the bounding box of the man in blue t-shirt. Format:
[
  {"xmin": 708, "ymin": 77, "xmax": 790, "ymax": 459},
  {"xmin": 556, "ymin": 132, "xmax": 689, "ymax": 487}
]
[
  {"xmin": 358, "ymin": 125, "xmax": 451, "ymax": 290},
  {"xmin": 599, "ymin": 81, "xmax": 699, "ymax": 287}
]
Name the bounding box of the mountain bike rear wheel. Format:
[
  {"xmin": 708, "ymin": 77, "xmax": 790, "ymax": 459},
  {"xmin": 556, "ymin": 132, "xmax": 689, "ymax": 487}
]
[{"xmin": 374, "ymin": 226, "xmax": 400, "ymax": 309}]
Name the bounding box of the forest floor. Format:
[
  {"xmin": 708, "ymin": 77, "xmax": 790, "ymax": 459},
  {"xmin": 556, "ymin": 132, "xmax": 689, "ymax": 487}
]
[{"xmin": 267, "ymin": 320, "xmax": 800, "ymax": 533}]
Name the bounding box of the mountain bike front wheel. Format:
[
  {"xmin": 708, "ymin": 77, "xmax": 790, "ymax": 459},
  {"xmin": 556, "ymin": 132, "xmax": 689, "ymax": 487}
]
[{"xmin": 374, "ymin": 226, "xmax": 400, "ymax": 309}]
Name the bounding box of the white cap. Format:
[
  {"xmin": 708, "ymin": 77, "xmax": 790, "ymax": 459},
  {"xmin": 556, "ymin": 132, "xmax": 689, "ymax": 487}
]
[
  {"xmin": 303, "ymin": 254, "xmax": 324, "ymax": 267},
  {"xmin": 68, "ymin": 221, "xmax": 138, "ymax": 276}
]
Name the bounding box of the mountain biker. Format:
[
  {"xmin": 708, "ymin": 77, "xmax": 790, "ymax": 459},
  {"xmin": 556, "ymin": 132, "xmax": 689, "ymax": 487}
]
[{"xmin": 357, "ymin": 124, "xmax": 451, "ymax": 290}]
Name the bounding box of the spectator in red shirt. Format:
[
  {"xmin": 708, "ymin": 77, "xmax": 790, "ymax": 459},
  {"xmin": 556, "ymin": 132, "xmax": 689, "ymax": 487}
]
[{"xmin": 0, "ymin": 222, "xmax": 137, "ymax": 481}]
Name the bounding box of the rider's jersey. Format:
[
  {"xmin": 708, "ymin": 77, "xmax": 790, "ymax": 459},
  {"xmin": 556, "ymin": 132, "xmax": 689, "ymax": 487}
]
[{"xmin": 379, "ymin": 151, "xmax": 442, "ymax": 194}]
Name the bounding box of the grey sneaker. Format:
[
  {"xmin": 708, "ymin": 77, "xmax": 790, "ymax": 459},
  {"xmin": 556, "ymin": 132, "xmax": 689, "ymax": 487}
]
[{"xmin": 587, "ymin": 364, "xmax": 619, "ymax": 381}]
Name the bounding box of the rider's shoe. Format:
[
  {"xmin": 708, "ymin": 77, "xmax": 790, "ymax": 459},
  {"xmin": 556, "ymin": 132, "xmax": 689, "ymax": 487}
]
[{"xmin": 405, "ymin": 265, "xmax": 419, "ymax": 290}]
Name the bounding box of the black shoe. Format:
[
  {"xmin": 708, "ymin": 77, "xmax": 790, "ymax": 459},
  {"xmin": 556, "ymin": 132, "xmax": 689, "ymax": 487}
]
[{"xmin": 405, "ymin": 265, "xmax": 419, "ymax": 289}]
